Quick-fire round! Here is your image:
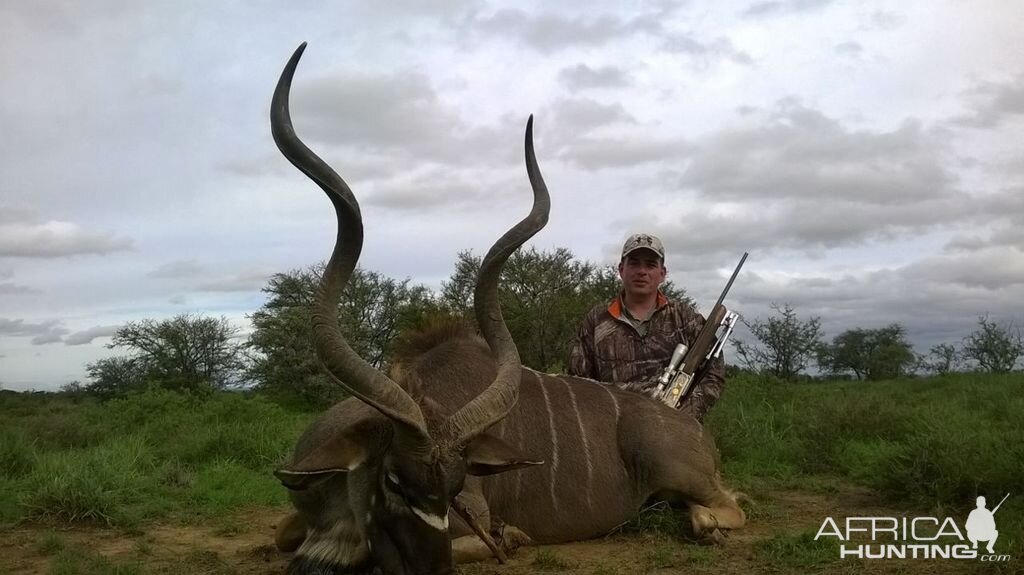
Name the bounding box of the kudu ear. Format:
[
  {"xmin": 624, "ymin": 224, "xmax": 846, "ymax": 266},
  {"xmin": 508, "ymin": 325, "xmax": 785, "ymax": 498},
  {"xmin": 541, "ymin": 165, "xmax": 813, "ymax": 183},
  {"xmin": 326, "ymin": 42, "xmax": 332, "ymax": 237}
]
[
  {"xmin": 274, "ymin": 431, "xmax": 370, "ymax": 491},
  {"xmin": 464, "ymin": 433, "xmax": 544, "ymax": 477}
]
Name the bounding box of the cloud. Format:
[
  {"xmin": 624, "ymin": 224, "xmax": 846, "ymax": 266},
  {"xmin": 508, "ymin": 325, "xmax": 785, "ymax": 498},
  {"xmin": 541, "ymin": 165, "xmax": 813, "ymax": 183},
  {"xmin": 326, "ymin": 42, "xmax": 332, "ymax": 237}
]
[
  {"xmin": 952, "ymin": 74, "xmax": 1024, "ymax": 129},
  {"xmin": 660, "ymin": 34, "xmax": 752, "ymax": 65},
  {"xmin": 602, "ymin": 100, "xmax": 1020, "ymax": 259},
  {"xmin": 289, "ymin": 70, "xmax": 514, "ymax": 168},
  {"xmin": 679, "ymin": 100, "xmax": 959, "ymax": 204},
  {"xmin": 944, "ymin": 187, "xmax": 1024, "ymax": 253},
  {"xmin": 867, "ymin": 10, "xmax": 907, "ymax": 31},
  {"xmin": 0, "ymin": 318, "xmax": 68, "ymax": 345},
  {"xmin": 903, "ymin": 246, "xmax": 1024, "ymax": 291},
  {"xmin": 364, "ymin": 169, "xmax": 494, "ymax": 212},
  {"xmin": 733, "ymin": 263, "xmax": 1022, "ymax": 355},
  {"xmin": 0, "ymin": 210, "xmax": 133, "ymax": 258},
  {"xmin": 148, "ymin": 258, "xmax": 205, "ymax": 278},
  {"xmin": 197, "ymin": 270, "xmax": 271, "ymax": 292},
  {"xmin": 742, "ymin": 0, "xmax": 834, "ymax": 19},
  {"xmin": 834, "ymin": 42, "xmax": 863, "ymax": 57},
  {"xmin": 64, "ymin": 325, "xmax": 120, "ymax": 346},
  {"xmin": 548, "ymin": 98, "xmax": 636, "ymax": 136},
  {"xmin": 465, "ymin": 9, "xmax": 662, "ymax": 53},
  {"xmin": 0, "ymin": 268, "xmax": 37, "ymax": 294},
  {"xmin": 0, "ymin": 283, "xmax": 39, "ymax": 294},
  {"xmin": 558, "ymin": 64, "xmax": 632, "ymax": 91},
  {"xmin": 559, "ymin": 135, "xmax": 692, "ymax": 170},
  {"xmin": 650, "ymin": 195, "xmax": 969, "ymax": 259}
]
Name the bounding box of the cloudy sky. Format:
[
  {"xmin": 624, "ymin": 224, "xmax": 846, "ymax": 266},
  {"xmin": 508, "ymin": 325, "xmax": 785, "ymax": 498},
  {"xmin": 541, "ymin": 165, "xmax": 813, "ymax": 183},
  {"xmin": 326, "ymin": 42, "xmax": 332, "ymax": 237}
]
[{"xmin": 2, "ymin": 0, "xmax": 1022, "ymax": 390}]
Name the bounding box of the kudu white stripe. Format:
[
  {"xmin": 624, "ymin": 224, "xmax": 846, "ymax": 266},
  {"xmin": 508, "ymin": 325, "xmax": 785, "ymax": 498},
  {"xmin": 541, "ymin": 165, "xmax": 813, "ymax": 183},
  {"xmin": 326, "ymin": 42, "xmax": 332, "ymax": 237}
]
[
  {"xmin": 563, "ymin": 377, "xmax": 594, "ymax": 512},
  {"xmin": 535, "ymin": 370, "xmax": 560, "ymax": 513}
]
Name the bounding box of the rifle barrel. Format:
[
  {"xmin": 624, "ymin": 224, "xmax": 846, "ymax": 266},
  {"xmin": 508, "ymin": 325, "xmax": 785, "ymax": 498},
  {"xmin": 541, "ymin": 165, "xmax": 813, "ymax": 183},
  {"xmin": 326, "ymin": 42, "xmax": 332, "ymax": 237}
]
[
  {"xmin": 713, "ymin": 252, "xmax": 748, "ymax": 310},
  {"xmin": 992, "ymin": 492, "xmax": 1010, "ymax": 514}
]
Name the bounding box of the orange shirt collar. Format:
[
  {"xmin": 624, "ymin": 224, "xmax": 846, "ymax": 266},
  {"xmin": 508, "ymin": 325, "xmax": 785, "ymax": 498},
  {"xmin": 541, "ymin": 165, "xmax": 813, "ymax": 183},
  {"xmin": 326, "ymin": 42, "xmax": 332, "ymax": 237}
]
[{"xmin": 608, "ymin": 291, "xmax": 669, "ymax": 319}]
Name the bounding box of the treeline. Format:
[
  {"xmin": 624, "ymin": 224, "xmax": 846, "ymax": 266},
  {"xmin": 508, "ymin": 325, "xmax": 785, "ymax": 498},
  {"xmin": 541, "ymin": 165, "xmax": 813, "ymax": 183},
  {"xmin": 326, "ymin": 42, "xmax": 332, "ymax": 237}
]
[
  {"xmin": 69, "ymin": 248, "xmax": 690, "ymax": 406},
  {"xmin": 734, "ymin": 304, "xmax": 1024, "ymax": 381},
  {"xmin": 63, "ymin": 249, "xmax": 1022, "ymax": 405}
]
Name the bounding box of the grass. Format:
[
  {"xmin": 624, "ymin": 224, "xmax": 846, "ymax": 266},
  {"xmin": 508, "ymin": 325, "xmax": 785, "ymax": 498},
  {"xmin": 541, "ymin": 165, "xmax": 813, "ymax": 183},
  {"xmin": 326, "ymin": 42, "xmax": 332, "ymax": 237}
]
[
  {"xmin": 709, "ymin": 372, "xmax": 1023, "ymax": 501},
  {"xmin": 1, "ymin": 372, "xmax": 1021, "ymax": 571},
  {"xmin": 643, "ymin": 543, "xmax": 677, "ymax": 569},
  {"xmin": 615, "ymin": 501, "xmax": 688, "ymax": 539},
  {"xmin": 48, "ymin": 544, "xmax": 145, "ymax": 575},
  {"xmin": 0, "ymin": 388, "xmax": 310, "ymax": 529},
  {"xmin": 532, "ymin": 548, "xmax": 574, "ymax": 571},
  {"xmin": 707, "ymin": 371, "xmax": 1024, "ymax": 560},
  {"xmin": 36, "ymin": 530, "xmax": 66, "ymax": 555},
  {"xmin": 755, "ymin": 531, "xmax": 841, "ymax": 570}
]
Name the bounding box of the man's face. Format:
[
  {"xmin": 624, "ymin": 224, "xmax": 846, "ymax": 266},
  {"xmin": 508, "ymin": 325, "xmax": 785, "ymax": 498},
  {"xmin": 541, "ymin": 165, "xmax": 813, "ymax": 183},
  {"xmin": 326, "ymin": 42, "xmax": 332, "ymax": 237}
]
[{"xmin": 618, "ymin": 250, "xmax": 666, "ymax": 299}]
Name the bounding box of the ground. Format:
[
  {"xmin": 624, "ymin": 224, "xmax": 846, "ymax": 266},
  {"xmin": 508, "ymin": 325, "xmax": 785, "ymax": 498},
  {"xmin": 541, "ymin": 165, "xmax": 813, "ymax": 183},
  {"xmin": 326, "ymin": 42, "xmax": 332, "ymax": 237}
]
[{"xmin": 1, "ymin": 483, "xmax": 1015, "ymax": 575}]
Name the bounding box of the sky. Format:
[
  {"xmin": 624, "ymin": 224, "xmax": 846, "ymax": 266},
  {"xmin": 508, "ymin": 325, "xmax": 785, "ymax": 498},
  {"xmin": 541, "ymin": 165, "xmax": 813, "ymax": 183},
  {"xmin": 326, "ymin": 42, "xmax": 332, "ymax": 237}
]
[{"xmin": 1, "ymin": 0, "xmax": 1022, "ymax": 390}]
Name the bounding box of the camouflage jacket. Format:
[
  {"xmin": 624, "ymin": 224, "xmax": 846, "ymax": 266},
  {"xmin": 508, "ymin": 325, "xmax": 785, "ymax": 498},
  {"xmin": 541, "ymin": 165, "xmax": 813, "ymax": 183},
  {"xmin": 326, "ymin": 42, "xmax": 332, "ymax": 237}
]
[{"xmin": 567, "ymin": 292, "xmax": 726, "ymax": 422}]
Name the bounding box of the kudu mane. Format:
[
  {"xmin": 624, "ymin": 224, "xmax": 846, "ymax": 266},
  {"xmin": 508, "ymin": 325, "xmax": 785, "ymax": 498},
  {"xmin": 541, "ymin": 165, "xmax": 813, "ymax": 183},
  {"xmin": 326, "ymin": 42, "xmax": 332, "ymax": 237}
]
[{"xmin": 388, "ymin": 318, "xmax": 495, "ymax": 430}]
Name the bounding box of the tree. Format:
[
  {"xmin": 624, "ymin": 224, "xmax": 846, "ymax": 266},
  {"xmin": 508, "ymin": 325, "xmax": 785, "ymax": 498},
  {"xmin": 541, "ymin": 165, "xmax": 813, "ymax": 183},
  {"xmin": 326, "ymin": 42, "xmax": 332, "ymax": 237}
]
[
  {"xmin": 923, "ymin": 343, "xmax": 961, "ymax": 375},
  {"xmin": 247, "ymin": 264, "xmax": 444, "ymax": 406},
  {"xmin": 961, "ymin": 316, "xmax": 1023, "ymax": 373},
  {"xmin": 106, "ymin": 314, "xmax": 247, "ymax": 392},
  {"xmin": 83, "ymin": 356, "xmax": 148, "ymax": 398},
  {"xmin": 820, "ymin": 324, "xmax": 916, "ymax": 380},
  {"xmin": 440, "ymin": 247, "xmax": 693, "ymax": 372},
  {"xmin": 731, "ymin": 303, "xmax": 823, "ymax": 381}
]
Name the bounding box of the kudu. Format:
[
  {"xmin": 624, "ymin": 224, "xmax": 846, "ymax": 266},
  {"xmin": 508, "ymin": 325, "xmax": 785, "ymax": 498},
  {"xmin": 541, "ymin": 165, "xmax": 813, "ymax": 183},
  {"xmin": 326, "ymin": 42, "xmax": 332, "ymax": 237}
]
[{"xmin": 271, "ymin": 44, "xmax": 745, "ymax": 575}]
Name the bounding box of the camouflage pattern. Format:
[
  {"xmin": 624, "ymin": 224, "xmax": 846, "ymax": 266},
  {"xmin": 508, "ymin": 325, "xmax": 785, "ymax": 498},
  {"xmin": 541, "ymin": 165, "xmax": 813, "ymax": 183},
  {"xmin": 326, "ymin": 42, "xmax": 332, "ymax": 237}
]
[{"xmin": 568, "ymin": 293, "xmax": 726, "ymax": 422}]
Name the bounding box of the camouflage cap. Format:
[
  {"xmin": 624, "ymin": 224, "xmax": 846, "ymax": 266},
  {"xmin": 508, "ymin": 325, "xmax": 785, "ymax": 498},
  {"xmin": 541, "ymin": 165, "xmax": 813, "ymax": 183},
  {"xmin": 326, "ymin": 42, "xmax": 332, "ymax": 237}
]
[{"xmin": 621, "ymin": 233, "xmax": 665, "ymax": 260}]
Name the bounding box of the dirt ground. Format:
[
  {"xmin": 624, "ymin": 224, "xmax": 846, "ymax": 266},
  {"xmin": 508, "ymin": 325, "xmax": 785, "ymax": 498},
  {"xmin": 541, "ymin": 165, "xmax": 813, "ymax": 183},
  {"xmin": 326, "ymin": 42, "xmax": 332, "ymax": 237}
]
[{"xmin": 1, "ymin": 484, "xmax": 1014, "ymax": 575}]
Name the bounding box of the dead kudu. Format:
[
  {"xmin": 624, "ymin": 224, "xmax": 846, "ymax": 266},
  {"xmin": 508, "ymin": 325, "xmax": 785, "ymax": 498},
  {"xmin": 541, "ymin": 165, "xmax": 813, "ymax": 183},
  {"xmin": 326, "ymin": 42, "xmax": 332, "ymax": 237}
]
[{"xmin": 270, "ymin": 44, "xmax": 744, "ymax": 575}]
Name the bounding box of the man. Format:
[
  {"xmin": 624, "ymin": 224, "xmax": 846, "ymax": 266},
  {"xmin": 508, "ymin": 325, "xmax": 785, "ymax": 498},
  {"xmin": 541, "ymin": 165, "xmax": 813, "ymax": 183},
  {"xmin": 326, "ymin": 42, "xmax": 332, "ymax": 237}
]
[{"xmin": 568, "ymin": 233, "xmax": 725, "ymax": 422}]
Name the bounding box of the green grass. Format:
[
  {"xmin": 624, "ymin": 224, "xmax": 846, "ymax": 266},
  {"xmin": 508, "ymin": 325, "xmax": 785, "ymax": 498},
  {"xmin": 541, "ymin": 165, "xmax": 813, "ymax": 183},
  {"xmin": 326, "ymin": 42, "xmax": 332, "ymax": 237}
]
[
  {"xmin": 709, "ymin": 372, "xmax": 1023, "ymax": 502},
  {"xmin": 0, "ymin": 388, "xmax": 310, "ymax": 528},
  {"xmin": 589, "ymin": 564, "xmax": 623, "ymax": 575},
  {"xmin": 643, "ymin": 543, "xmax": 677, "ymax": 569},
  {"xmin": 36, "ymin": 530, "xmax": 66, "ymax": 555},
  {"xmin": 48, "ymin": 544, "xmax": 145, "ymax": 575},
  {"xmin": 1, "ymin": 372, "xmax": 1020, "ymax": 568},
  {"xmin": 616, "ymin": 501, "xmax": 687, "ymax": 538},
  {"xmin": 707, "ymin": 371, "xmax": 1024, "ymax": 559},
  {"xmin": 532, "ymin": 548, "xmax": 574, "ymax": 571},
  {"xmin": 754, "ymin": 531, "xmax": 841, "ymax": 570}
]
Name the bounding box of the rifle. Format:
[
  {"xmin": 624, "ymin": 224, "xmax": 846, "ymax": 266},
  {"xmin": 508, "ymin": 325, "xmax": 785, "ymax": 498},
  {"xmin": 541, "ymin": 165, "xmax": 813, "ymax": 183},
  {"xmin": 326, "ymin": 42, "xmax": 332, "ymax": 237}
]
[
  {"xmin": 992, "ymin": 493, "xmax": 1010, "ymax": 514},
  {"xmin": 654, "ymin": 252, "xmax": 747, "ymax": 409}
]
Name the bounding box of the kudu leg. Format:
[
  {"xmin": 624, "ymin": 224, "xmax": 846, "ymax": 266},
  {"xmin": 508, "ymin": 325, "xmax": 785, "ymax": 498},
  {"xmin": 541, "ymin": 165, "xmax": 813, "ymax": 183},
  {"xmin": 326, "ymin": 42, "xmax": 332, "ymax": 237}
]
[
  {"xmin": 452, "ymin": 494, "xmax": 506, "ymax": 563},
  {"xmin": 687, "ymin": 486, "xmax": 746, "ymax": 543},
  {"xmin": 275, "ymin": 511, "xmax": 308, "ymax": 552}
]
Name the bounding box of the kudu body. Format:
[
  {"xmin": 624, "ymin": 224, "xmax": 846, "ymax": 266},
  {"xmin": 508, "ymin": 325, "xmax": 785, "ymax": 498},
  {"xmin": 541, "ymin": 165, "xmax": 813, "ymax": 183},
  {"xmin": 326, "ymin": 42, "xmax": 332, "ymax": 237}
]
[{"xmin": 270, "ymin": 44, "xmax": 744, "ymax": 575}]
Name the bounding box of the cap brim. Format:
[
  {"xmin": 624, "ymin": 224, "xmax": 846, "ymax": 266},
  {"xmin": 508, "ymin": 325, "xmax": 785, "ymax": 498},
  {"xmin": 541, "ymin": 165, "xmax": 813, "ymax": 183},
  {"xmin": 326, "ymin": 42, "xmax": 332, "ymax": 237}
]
[{"xmin": 622, "ymin": 247, "xmax": 664, "ymax": 259}]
